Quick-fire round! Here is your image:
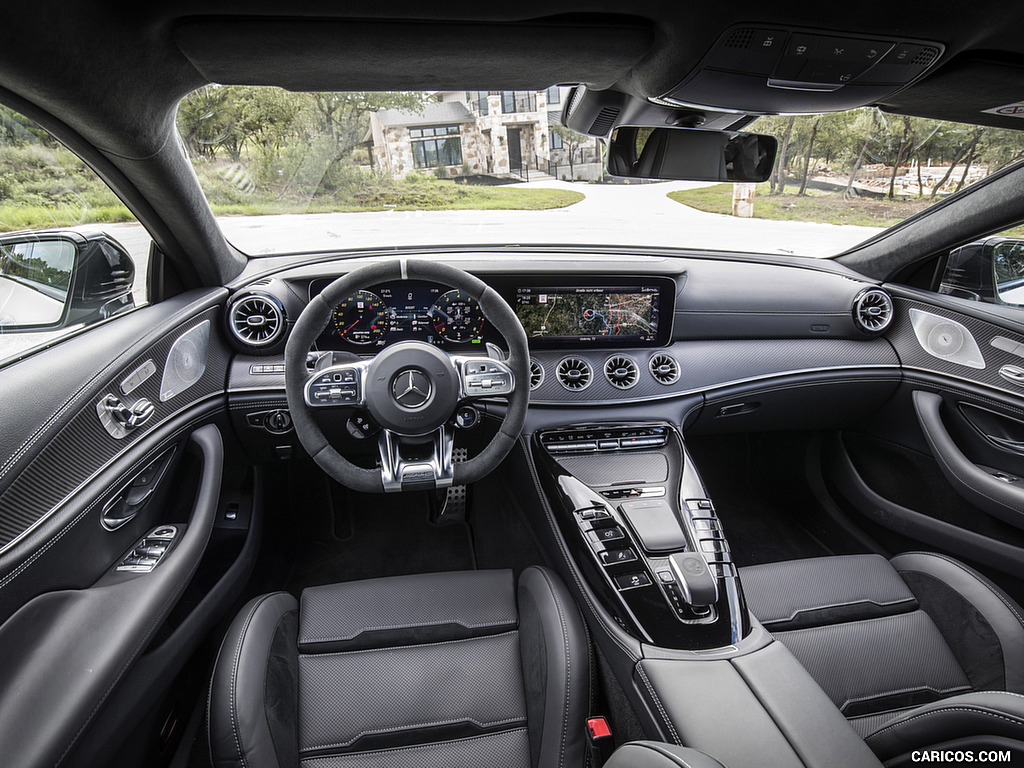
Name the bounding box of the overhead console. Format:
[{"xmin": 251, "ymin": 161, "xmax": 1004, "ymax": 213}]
[{"xmin": 662, "ymin": 26, "xmax": 944, "ymax": 114}]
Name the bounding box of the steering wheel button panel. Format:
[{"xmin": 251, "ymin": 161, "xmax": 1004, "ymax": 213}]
[{"xmin": 305, "ymin": 366, "xmax": 365, "ymax": 408}]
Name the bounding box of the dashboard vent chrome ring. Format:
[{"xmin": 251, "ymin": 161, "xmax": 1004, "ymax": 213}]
[
  {"xmin": 853, "ymin": 288, "xmax": 894, "ymax": 334},
  {"xmin": 648, "ymin": 354, "xmax": 680, "ymax": 385},
  {"xmin": 529, "ymin": 359, "xmax": 545, "ymax": 390},
  {"xmin": 604, "ymin": 355, "xmax": 639, "ymax": 389},
  {"xmin": 229, "ymin": 293, "xmax": 285, "ymax": 348},
  {"xmin": 556, "ymin": 357, "xmax": 593, "ymax": 391}
]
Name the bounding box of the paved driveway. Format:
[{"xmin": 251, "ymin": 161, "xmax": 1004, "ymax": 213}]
[{"xmin": 0, "ymin": 182, "xmax": 884, "ymax": 365}]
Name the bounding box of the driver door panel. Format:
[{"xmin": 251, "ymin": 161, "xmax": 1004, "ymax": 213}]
[{"xmin": 0, "ymin": 289, "xmax": 247, "ymax": 768}]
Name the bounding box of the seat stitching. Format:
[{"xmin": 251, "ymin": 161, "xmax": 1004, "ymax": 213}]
[
  {"xmin": 866, "ymin": 706, "xmax": 1024, "ymax": 741},
  {"xmin": 299, "ymin": 715, "xmax": 528, "ymax": 752},
  {"xmin": 301, "ymin": 728, "xmax": 529, "ymax": 763},
  {"xmin": 635, "ymin": 663, "xmax": 681, "ymax": 745},
  {"xmin": 300, "ymin": 630, "xmax": 518, "ymax": 658},
  {"xmin": 534, "ymin": 567, "xmax": 572, "ymax": 768},
  {"xmin": 230, "ymin": 595, "xmax": 274, "ymax": 768}
]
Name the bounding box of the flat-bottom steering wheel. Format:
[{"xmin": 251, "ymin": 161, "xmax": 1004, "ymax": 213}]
[{"xmin": 284, "ymin": 259, "xmax": 530, "ymax": 492}]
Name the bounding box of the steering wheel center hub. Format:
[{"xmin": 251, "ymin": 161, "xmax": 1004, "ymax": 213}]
[{"xmin": 364, "ymin": 341, "xmax": 458, "ymax": 435}]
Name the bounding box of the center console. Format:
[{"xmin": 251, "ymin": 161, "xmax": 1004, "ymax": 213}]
[
  {"xmin": 534, "ymin": 423, "xmax": 748, "ymax": 650},
  {"xmin": 528, "ymin": 421, "xmax": 883, "ymax": 768}
]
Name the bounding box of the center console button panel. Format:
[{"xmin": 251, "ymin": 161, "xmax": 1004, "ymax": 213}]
[
  {"xmin": 535, "ymin": 424, "xmax": 749, "ymax": 649},
  {"xmin": 541, "ymin": 425, "xmax": 667, "ymax": 454}
]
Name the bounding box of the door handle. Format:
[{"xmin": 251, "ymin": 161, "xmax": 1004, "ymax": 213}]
[{"xmin": 913, "ymin": 390, "xmax": 1024, "ymax": 529}]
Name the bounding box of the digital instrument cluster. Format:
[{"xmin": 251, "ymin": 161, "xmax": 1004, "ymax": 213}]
[{"xmin": 312, "ymin": 279, "xmax": 490, "ymax": 351}]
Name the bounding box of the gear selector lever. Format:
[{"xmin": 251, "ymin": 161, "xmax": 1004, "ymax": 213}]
[{"xmin": 668, "ymin": 552, "xmax": 719, "ymax": 607}]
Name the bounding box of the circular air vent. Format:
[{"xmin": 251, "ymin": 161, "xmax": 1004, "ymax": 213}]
[
  {"xmin": 229, "ymin": 293, "xmax": 285, "ymax": 348},
  {"xmin": 529, "ymin": 359, "xmax": 545, "ymax": 390},
  {"xmin": 648, "ymin": 354, "xmax": 680, "ymax": 385},
  {"xmin": 853, "ymin": 288, "xmax": 894, "ymax": 334},
  {"xmin": 556, "ymin": 357, "xmax": 593, "ymax": 391},
  {"xmin": 604, "ymin": 355, "xmax": 639, "ymax": 389}
]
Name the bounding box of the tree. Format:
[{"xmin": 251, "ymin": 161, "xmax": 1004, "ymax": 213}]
[
  {"xmin": 797, "ymin": 117, "xmax": 821, "ymax": 196},
  {"xmin": 771, "ymin": 116, "xmax": 796, "ymax": 195},
  {"xmin": 844, "ymin": 110, "xmax": 882, "ymax": 199},
  {"xmin": 304, "ymin": 92, "xmax": 425, "ymax": 158},
  {"xmin": 551, "ymin": 123, "xmax": 591, "ymax": 177},
  {"xmin": 886, "ymin": 116, "xmax": 912, "ymax": 200},
  {"xmin": 176, "ymin": 85, "xmax": 239, "ymax": 159}
]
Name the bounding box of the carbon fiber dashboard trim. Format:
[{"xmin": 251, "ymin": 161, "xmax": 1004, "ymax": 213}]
[
  {"xmin": 888, "ymin": 298, "xmax": 1024, "ymax": 400},
  {"xmin": 0, "ymin": 309, "xmax": 230, "ymax": 550}
]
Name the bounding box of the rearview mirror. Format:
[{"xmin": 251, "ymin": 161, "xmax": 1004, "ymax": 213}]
[
  {"xmin": 0, "ymin": 230, "xmax": 135, "ymax": 331},
  {"xmin": 608, "ymin": 127, "xmax": 777, "ymax": 182}
]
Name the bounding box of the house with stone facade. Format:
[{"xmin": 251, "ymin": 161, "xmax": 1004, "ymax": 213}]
[{"xmin": 365, "ymin": 88, "xmax": 602, "ymax": 180}]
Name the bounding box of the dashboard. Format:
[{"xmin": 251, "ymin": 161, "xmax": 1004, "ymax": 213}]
[
  {"xmin": 309, "ymin": 275, "xmax": 674, "ymax": 353},
  {"xmin": 227, "ymin": 254, "xmax": 900, "ymax": 410}
]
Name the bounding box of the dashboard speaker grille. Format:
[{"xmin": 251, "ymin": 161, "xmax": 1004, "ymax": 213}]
[
  {"xmin": 649, "ymin": 354, "xmax": 680, "ymax": 385},
  {"xmin": 229, "ymin": 293, "xmax": 285, "ymax": 348},
  {"xmin": 529, "ymin": 359, "xmax": 545, "ymax": 390},
  {"xmin": 853, "ymin": 288, "xmax": 894, "ymax": 334},
  {"xmin": 556, "ymin": 357, "xmax": 593, "ymax": 391},
  {"xmin": 604, "ymin": 355, "xmax": 639, "ymax": 389}
]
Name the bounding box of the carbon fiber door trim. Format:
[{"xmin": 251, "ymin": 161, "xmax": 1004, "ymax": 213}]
[{"xmin": 0, "ymin": 309, "xmax": 230, "ymax": 550}]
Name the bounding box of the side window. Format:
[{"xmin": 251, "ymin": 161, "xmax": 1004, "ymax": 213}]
[
  {"xmin": 0, "ymin": 103, "xmax": 151, "ymax": 366},
  {"xmin": 938, "ymin": 225, "xmax": 1024, "ymax": 307}
]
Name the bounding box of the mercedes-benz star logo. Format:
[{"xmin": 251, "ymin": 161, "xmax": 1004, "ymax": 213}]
[{"xmin": 391, "ymin": 369, "xmax": 432, "ymax": 409}]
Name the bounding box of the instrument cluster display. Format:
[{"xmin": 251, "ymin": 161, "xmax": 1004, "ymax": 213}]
[{"xmin": 312, "ymin": 279, "xmax": 489, "ymax": 351}]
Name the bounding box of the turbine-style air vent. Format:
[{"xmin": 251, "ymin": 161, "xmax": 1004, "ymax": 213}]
[
  {"xmin": 229, "ymin": 293, "xmax": 285, "ymax": 348},
  {"xmin": 853, "ymin": 288, "xmax": 894, "ymax": 334},
  {"xmin": 556, "ymin": 357, "xmax": 593, "ymax": 391},
  {"xmin": 529, "ymin": 359, "xmax": 545, "ymax": 390},
  {"xmin": 649, "ymin": 354, "xmax": 680, "ymax": 385},
  {"xmin": 604, "ymin": 356, "xmax": 639, "ymax": 389}
]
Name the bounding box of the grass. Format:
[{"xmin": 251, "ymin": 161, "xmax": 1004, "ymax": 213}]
[
  {"xmin": 0, "ymin": 145, "xmax": 584, "ymax": 232},
  {"xmin": 0, "ymin": 182, "xmax": 583, "ymax": 232},
  {"xmin": 667, "ymin": 182, "xmax": 937, "ymax": 228}
]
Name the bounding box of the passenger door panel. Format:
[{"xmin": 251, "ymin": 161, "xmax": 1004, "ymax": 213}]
[{"xmin": 826, "ymin": 289, "xmax": 1024, "ymax": 577}]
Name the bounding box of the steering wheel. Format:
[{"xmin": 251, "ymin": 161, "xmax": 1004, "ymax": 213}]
[{"xmin": 284, "ymin": 259, "xmax": 530, "ymax": 493}]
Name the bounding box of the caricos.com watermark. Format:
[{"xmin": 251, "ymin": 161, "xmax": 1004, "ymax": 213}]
[{"xmin": 911, "ymin": 750, "xmax": 1013, "ymax": 763}]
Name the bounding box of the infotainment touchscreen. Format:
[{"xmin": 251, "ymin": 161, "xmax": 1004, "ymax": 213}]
[{"xmin": 515, "ymin": 284, "xmax": 664, "ymax": 345}]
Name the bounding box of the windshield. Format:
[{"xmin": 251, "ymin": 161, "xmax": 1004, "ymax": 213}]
[{"xmin": 176, "ymin": 87, "xmax": 1024, "ymax": 258}]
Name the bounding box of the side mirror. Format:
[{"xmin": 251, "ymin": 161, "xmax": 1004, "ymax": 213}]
[
  {"xmin": 938, "ymin": 237, "xmax": 1024, "ymax": 306},
  {"xmin": 608, "ymin": 127, "xmax": 777, "ymax": 182},
  {"xmin": 0, "ymin": 230, "xmax": 135, "ymax": 331}
]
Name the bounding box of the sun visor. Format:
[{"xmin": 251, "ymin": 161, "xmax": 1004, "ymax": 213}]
[
  {"xmin": 880, "ymin": 56, "xmax": 1024, "ymax": 131},
  {"xmin": 174, "ymin": 18, "xmax": 653, "ymax": 91}
]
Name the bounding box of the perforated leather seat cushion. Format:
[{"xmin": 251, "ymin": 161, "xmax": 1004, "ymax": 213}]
[
  {"xmin": 208, "ymin": 567, "xmax": 591, "ymax": 768},
  {"xmin": 741, "ymin": 552, "xmax": 1024, "ymax": 739}
]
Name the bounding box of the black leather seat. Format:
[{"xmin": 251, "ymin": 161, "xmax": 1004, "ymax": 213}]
[
  {"xmin": 741, "ymin": 552, "xmax": 1024, "ymax": 762},
  {"xmin": 208, "ymin": 567, "xmax": 591, "ymax": 768}
]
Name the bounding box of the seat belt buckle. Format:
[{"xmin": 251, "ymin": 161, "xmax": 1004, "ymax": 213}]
[{"xmin": 586, "ymin": 716, "xmax": 615, "ymax": 766}]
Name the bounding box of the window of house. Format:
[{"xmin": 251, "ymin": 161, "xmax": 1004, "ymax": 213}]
[
  {"xmin": 546, "ymin": 87, "xmax": 561, "ymax": 105},
  {"xmin": 549, "ymin": 130, "xmax": 564, "ymax": 150},
  {"xmin": 500, "ymin": 91, "xmax": 536, "ymax": 114},
  {"xmin": 476, "ymin": 92, "xmax": 489, "ymax": 116},
  {"xmin": 410, "ymin": 125, "xmax": 463, "ymax": 168}
]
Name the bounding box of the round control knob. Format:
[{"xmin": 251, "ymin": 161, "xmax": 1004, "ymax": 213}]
[{"xmin": 266, "ymin": 409, "xmax": 292, "ymax": 434}]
